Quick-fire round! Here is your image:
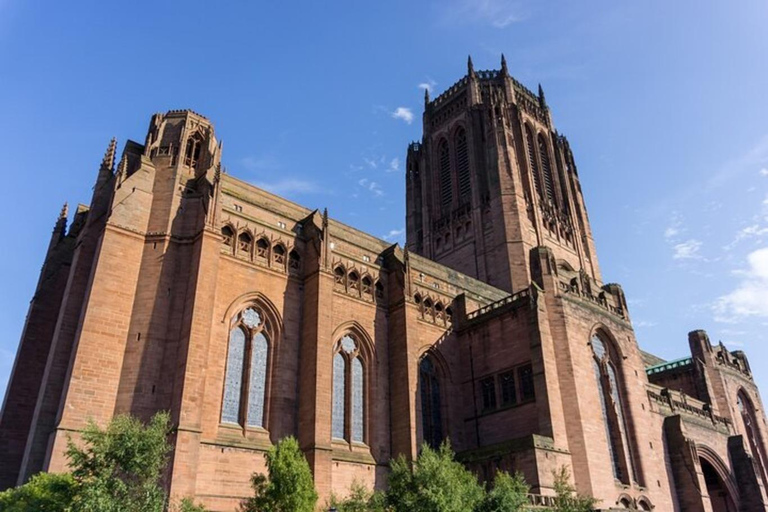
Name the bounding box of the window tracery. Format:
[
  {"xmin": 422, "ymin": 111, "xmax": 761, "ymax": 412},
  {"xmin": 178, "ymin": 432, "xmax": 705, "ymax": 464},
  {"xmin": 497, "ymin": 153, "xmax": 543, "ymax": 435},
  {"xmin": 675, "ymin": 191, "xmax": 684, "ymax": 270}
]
[
  {"xmin": 438, "ymin": 138, "xmax": 452, "ymax": 211},
  {"xmin": 273, "ymin": 244, "xmax": 286, "ymax": 268},
  {"xmin": 238, "ymin": 233, "xmax": 253, "ymax": 258},
  {"xmin": 332, "ymin": 334, "xmax": 366, "ymax": 444},
  {"xmin": 256, "ymin": 237, "xmax": 270, "ymax": 261},
  {"xmin": 525, "ymin": 125, "xmax": 543, "ymax": 200},
  {"xmin": 538, "ymin": 134, "xmax": 556, "ymax": 205},
  {"xmin": 289, "ymin": 250, "xmax": 301, "ymax": 273},
  {"xmin": 419, "ymin": 356, "xmax": 444, "ymax": 449},
  {"xmin": 221, "ymin": 305, "xmax": 272, "ymax": 429},
  {"xmin": 455, "ymin": 128, "xmax": 471, "ymax": 202},
  {"xmin": 221, "ymin": 226, "xmax": 234, "ymax": 252},
  {"xmin": 184, "ymin": 132, "xmax": 204, "ymax": 168}
]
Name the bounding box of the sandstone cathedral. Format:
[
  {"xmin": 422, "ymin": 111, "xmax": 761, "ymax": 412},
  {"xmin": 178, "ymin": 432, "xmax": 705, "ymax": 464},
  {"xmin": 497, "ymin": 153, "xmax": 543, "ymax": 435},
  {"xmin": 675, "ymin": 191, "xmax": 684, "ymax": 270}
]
[{"xmin": 2, "ymin": 57, "xmax": 767, "ymax": 511}]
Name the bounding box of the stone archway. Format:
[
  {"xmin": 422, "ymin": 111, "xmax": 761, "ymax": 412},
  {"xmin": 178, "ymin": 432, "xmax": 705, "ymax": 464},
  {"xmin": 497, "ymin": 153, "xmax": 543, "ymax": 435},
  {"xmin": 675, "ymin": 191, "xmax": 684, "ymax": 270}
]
[{"xmin": 700, "ymin": 457, "xmax": 737, "ymax": 512}]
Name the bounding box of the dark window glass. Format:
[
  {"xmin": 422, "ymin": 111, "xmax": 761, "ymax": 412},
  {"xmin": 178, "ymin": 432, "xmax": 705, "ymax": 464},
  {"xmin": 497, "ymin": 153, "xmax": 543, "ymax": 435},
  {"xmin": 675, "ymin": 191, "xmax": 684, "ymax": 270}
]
[
  {"xmin": 519, "ymin": 364, "xmax": 535, "ymax": 401},
  {"xmin": 480, "ymin": 377, "xmax": 496, "ymax": 411},
  {"xmin": 419, "ymin": 357, "xmax": 443, "ymax": 449},
  {"xmin": 499, "ymin": 370, "xmax": 517, "ymax": 406},
  {"xmin": 438, "ymin": 139, "xmax": 452, "ymax": 211}
]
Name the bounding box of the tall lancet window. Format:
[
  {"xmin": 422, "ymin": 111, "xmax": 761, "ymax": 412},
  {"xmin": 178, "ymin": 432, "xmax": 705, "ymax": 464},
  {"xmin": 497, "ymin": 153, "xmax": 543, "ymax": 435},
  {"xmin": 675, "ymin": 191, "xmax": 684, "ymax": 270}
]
[
  {"xmin": 591, "ymin": 333, "xmax": 635, "ymax": 484},
  {"xmin": 222, "ymin": 306, "xmax": 271, "ymax": 429},
  {"xmin": 538, "ymin": 134, "xmax": 556, "ymax": 205},
  {"xmin": 738, "ymin": 390, "xmax": 768, "ymax": 487},
  {"xmin": 455, "ymin": 128, "xmax": 471, "ymax": 203},
  {"xmin": 419, "ymin": 356, "xmax": 444, "ymax": 449},
  {"xmin": 332, "ymin": 334, "xmax": 366, "ymax": 443},
  {"xmin": 438, "ymin": 138, "xmax": 452, "ymax": 211},
  {"xmin": 525, "ymin": 126, "xmax": 543, "ymax": 200}
]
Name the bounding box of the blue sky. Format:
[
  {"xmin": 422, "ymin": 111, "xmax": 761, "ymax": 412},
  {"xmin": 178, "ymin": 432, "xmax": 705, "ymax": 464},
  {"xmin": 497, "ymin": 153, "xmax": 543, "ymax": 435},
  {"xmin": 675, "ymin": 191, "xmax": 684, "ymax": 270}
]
[{"xmin": 1, "ymin": 1, "xmax": 768, "ymax": 399}]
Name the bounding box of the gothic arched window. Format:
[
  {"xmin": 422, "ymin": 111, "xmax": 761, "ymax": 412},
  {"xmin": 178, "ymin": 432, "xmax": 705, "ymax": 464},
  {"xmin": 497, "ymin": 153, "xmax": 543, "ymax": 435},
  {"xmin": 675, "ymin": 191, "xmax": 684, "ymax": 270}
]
[
  {"xmin": 222, "ymin": 306, "xmax": 271, "ymax": 429},
  {"xmin": 288, "ymin": 249, "xmax": 301, "ymax": 273},
  {"xmin": 525, "ymin": 126, "xmax": 543, "ymax": 200},
  {"xmin": 273, "ymin": 244, "xmax": 286, "ymax": 268},
  {"xmin": 438, "ymin": 138, "xmax": 452, "ymax": 211},
  {"xmin": 362, "ymin": 276, "xmax": 373, "ymax": 299},
  {"xmin": 419, "ymin": 356, "xmax": 444, "ymax": 449},
  {"xmin": 221, "ymin": 226, "xmax": 234, "ymax": 253},
  {"xmin": 738, "ymin": 390, "xmax": 768, "ymax": 487},
  {"xmin": 238, "ymin": 233, "xmax": 253, "ymax": 259},
  {"xmin": 591, "ymin": 333, "xmax": 635, "ymax": 484},
  {"xmin": 332, "ymin": 334, "xmax": 366, "ymax": 443},
  {"xmin": 184, "ymin": 132, "xmax": 204, "ymax": 168},
  {"xmin": 455, "ymin": 128, "xmax": 471, "ymax": 203},
  {"xmin": 538, "ymin": 134, "xmax": 556, "ymax": 205},
  {"xmin": 256, "ymin": 237, "xmax": 270, "ymax": 262}
]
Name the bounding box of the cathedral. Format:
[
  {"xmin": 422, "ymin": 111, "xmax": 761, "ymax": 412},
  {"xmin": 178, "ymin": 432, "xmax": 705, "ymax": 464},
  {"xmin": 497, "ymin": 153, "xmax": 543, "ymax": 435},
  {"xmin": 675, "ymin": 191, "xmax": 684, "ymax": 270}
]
[{"xmin": 2, "ymin": 56, "xmax": 768, "ymax": 511}]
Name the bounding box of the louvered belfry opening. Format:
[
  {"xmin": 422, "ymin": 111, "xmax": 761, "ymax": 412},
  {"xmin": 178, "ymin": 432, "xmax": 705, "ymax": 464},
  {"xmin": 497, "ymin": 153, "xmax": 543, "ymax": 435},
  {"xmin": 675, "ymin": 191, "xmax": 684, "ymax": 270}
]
[
  {"xmin": 455, "ymin": 128, "xmax": 471, "ymax": 203},
  {"xmin": 438, "ymin": 139, "xmax": 452, "ymax": 211}
]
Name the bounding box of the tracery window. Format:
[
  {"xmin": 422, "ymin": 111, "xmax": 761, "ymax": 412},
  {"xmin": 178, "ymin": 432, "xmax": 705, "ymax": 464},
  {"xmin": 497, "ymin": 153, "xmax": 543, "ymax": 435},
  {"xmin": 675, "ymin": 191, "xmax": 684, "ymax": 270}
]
[
  {"xmin": 332, "ymin": 334, "xmax": 366, "ymax": 443},
  {"xmin": 256, "ymin": 238, "xmax": 270, "ymax": 261},
  {"xmin": 419, "ymin": 356, "xmax": 444, "ymax": 449},
  {"xmin": 273, "ymin": 244, "xmax": 286, "ymax": 268},
  {"xmin": 184, "ymin": 132, "xmax": 203, "ymax": 168},
  {"xmin": 538, "ymin": 134, "xmax": 556, "ymax": 205},
  {"xmin": 238, "ymin": 233, "xmax": 253, "ymax": 258},
  {"xmin": 738, "ymin": 390, "xmax": 768, "ymax": 487},
  {"xmin": 525, "ymin": 126, "xmax": 543, "ymax": 200},
  {"xmin": 348, "ymin": 271, "xmax": 360, "ymax": 295},
  {"xmin": 222, "ymin": 306, "xmax": 271, "ymax": 429},
  {"xmin": 362, "ymin": 276, "xmax": 373, "ymax": 298},
  {"xmin": 591, "ymin": 333, "xmax": 635, "ymax": 484},
  {"xmin": 222, "ymin": 226, "xmax": 234, "ymax": 252},
  {"xmin": 289, "ymin": 250, "xmax": 301, "ymax": 273},
  {"xmin": 334, "ymin": 266, "xmax": 346, "ymax": 288},
  {"xmin": 438, "ymin": 139, "xmax": 452, "ymax": 211},
  {"xmin": 375, "ymin": 281, "xmax": 384, "ymax": 300},
  {"xmin": 455, "ymin": 128, "xmax": 471, "ymax": 202}
]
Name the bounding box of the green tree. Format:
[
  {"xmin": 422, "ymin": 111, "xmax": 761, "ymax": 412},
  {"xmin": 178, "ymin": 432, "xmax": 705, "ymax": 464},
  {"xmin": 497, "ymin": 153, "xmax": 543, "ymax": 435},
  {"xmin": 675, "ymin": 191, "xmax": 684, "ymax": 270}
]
[
  {"xmin": 0, "ymin": 472, "xmax": 77, "ymax": 512},
  {"xmin": 476, "ymin": 471, "xmax": 529, "ymax": 512},
  {"xmin": 552, "ymin": 466, "xmax": 597, "ymax": 512},
  {"xmin": 328, "ymin": 481, "xmax": 387, "ymax": 512},
  {"xmin": 65, "ymin": 411, "xmax": 172, "ymax": 512},
  {"xmin": 240, "ymin": 436, "xmax": 318, "ymax": 512},
  {"xmin": 386, "ymin": 441, "xmax": 484, "ymax": 512}
]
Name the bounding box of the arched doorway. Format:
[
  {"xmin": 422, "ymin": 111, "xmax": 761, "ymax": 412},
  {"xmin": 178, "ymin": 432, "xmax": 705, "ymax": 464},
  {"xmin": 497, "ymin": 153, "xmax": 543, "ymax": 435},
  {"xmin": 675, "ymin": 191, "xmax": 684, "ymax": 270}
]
[{"xmin": 700, "ymin": 458, "xmax": 737, "ymax": 512}]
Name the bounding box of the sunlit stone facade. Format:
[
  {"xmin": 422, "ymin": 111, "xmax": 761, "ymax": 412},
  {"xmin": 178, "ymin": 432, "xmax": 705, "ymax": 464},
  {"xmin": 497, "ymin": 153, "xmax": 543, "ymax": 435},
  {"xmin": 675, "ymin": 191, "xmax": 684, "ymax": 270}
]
[{"xmin": 2, "ymin": 59, "xmax": 768, "ymax": 511}]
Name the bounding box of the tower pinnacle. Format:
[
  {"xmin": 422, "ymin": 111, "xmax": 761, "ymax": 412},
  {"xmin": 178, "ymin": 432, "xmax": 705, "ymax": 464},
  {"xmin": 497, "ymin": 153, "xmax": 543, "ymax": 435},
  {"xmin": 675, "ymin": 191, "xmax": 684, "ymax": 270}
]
[
  {"xmin": 500, "ymin": 54, "xmax": 509, "ymax": 76},
  {"xmin": 538, "ymin": 83, "xmax": 547, "ymax": 109},
  {"xmin": 467, "ymin": 55, "xmax": 475, "ymax": 77},
  {"xmin": 101, "ymin": 138, "xmax": 117, "ymax": 174},
  {"xmin": 424, "ymin": 87, "xmax": 430, "ymax": 107}
]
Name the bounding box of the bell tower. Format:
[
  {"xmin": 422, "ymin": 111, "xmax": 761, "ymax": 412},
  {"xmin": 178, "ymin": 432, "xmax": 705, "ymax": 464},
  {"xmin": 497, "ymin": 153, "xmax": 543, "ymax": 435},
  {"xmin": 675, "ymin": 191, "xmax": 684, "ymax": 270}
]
[{"xmin": 406, "ymin": 56, "xmax": 601, "ymax": 293}]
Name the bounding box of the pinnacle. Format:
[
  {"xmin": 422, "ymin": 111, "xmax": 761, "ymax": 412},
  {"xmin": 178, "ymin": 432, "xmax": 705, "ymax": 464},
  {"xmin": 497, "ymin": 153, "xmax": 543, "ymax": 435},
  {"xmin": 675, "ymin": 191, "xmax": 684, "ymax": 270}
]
[{"xmin": 102, "ymin": 137, "xmax": 117, "ymax": 173}]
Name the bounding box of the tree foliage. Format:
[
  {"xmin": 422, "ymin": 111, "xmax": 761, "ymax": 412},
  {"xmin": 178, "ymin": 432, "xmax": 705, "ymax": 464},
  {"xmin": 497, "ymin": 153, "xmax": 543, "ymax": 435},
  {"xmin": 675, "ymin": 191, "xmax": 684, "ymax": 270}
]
[
  {"xmin": 476, "ymin": 471, "xmax": 529, "ymax": 512},
  {"xmin": 386, "ymin": 441, "xmax": 485, "ymax": 512},
  {"xmin": 552, "ymin": 466, "xmax": 597, "ymax": 512},
  {"xmin": 240, "ymin": 436, "xmax": 318, "ymax": 512},
  {"xmin": 0, "ymin": 472, "xmax": 77, "ymax": 512},
  {"xmin": 65, "ymin": 411, "xmax": 172, "ymax": 512}
]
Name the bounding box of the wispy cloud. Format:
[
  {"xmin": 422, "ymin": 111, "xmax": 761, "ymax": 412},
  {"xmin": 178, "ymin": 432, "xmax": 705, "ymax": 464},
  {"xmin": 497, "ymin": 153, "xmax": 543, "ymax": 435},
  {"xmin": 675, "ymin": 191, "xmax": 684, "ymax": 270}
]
[
  {"xmin": 254, "ymin": 178, "xmax": 322, "ymax": 195},
  {"xmin": 388, "ymin": 158, "xmax": 400, "ymax": 173},
  {"xmin": 725, "ymin": 224, "xmax": 768, "ymax": 251},
  {"xmin": 358, "ymin": 178, "xmax": 384, "ymax": 197},
  {"xmin": 436, "ymin": 0, "xmax": 527, "ymax": 28},
  {"xmin": 672, "ymin": 239, "xmax": 703, "ymax": 260},
  {"xmin": 240, "ymin": 154, "xmax": 281, "ymax": 172},
  {"xmin": 714, "ymin": 247, "xmax": 768, "ymax": 322},
  {"xmin": 760, "ymin": 168, "xmax": 768, "ymax": 177},
  {"xmin": 391, "ymin": 107, "xmax": 414, "ymax": 124},
  {"xmin": 382, "ymin": 228, "xmax": 405, "ymax": 241},
  {"xmin": 418, "ymin": 79, "xmax": 437, "ymax": 94}
]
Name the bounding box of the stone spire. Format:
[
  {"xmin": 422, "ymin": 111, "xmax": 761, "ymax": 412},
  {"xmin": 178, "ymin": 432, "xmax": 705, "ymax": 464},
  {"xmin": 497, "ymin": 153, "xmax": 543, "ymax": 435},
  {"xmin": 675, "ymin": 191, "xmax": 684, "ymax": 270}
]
[
  {"xmin": 424, "ymin": 87, "xmax": 430, "ymax": 108},
  {"xmin": 500, "ymin": 54, "xmax": 509, "ymax": 76},
  {"xmin": 538, "ymin": 83, "xmax": 547, "ymax": 109},
  {"xmin": 467, "ymin": 55, "xmax": 476, "ymax": 78}
]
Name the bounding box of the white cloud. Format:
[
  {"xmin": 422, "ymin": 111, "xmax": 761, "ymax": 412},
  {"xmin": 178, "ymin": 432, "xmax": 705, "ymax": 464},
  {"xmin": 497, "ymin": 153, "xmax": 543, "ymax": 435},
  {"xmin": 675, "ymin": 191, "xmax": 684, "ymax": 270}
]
[
  {"xmin": 714, "ymin": 247, "xmax": 768, "ymax": 321},
  {"xmin": 664, "ymin": 227, "xmax": 679, "ymax": 240},
  {"xmin": 418, "ymin": 79, "xmax": 437, "ymax": 93},
  {"xmin": 633, "ymin": 320, "xmax": 658, "ymax": 329},
  {"xmin": 382, "ymin": 228, "xmax": 405, "ymax": 241},
  {"xmin": 438, "ymin": 0, "xmax": 526, "ymax": 28},
  {"xmin": 391, "ymin": 107, "xmax": 414, "ymax": 124},
  {"xmin": 240, "ymin": 154, "xmax": 281, "ymax": 172},
  {"xmin": 363, "ymin": 157, "xmax": 378, "ymax": 169},
  {"xmin": 358, "ymin": 178, "xmax": 384, "ymax": 197},
  {"xmin": 672, "ymin": 239, "xmax": 703, "ymax": 260},
  {"xmin": 388, "ymin": 158, "xmax": 400, "ymax": 173},
  {"xmin": 254, "ymin": 178, "xmax": 321, "ymax": 195},
  {"xmin": 760, "ymin": 168, "xmax": 768, "ymax": 176},
  {"xmin": 725, "ymin": 224, "xmax": 768, "ymax": 251}
]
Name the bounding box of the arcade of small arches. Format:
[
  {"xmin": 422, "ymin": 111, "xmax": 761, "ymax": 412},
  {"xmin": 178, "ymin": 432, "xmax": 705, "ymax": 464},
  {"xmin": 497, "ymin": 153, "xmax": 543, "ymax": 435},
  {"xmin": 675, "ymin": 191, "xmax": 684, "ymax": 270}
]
[
  {"xmin": 221, "ymin": 224, "xmax": 301, "ymax": 274},
  {"xmin": 413, "ymin": 292, "xmax": 453, "ymax": 327},
  {"xmin": 333, "ymin": 264, "xmax": 385, "ymax": 303}
]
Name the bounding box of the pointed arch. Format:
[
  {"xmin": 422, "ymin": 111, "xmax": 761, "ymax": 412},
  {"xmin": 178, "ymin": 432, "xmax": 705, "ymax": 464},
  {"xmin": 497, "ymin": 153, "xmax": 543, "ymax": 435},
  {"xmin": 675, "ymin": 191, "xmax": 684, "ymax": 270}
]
[
  {"xmin": 437, "ymin": 138, "xmax": 452, "ymax": 211},
  {"xmin": 454, "ymin": 127, "xmax": 471, "ymax": 203},
  {"xmin": 237, "ymin": 231, "xmax": 253, "ymax": 258},
  {"xmin": 272, "ymin": 242, "xmax": 286, "ymax": 268},
  {"xmin": 221, "ymin": 225, "xmax": 235, "ymax": 253},
  {"xmin": 524, "ymin": 124, "xmax": 543, "ymax": 199},
  {"xmin": 255, "ymin": 236, "xmax": 270, "ymax": 261},
  {"xmin": 737, "ymin": 389, "xmax": 768, "ymax": 487},
  {"xmin": 418, "ymin": 350, "xmax": 447, "ymax": 449},
  {"xmin": 331, "ymin": 322, "xmax": 375, "ymax": 445},
  {"xmin": 697, "ymin": 445, "xmax": 741, "ymax": 511}
]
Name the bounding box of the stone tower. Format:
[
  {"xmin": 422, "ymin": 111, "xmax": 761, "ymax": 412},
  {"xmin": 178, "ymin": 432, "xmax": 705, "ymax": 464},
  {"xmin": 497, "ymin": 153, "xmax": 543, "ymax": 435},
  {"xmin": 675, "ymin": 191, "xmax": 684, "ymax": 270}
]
[{"xmin": 406, "ymin": 55, "xmax": 600, "ymax": 293}]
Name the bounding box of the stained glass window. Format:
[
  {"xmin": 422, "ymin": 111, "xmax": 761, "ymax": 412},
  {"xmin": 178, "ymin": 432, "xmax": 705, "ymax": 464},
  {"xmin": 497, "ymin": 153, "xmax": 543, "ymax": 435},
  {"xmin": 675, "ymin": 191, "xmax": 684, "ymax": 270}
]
[
  {"xmin": 341, "ymin": 335, "xmax": 357, "ymax": 354},
  {"xmin": 352, "ymin": 357, "xmax": 364, "ymax": 442},
  {"xmin": 519, "ymin": 364, "xmax": 535, "ymax": 401},
  {"xmin": 500, "ymin": 370, "xmax": 516, "ymax": 406},
  {"xmin": 419, "ymin": 357, "xmax": 443, "ymax": 449},
  {"xmin": 222, "ymin": 327, "xmax": 246, "ymax": 424},
  {"xmin": 592, "ymin": 335, "xmax": 606, "ymax": 359},
  {"xmin": 332, "ymin": 353, "xmax": 346, "ymax": 439},
  {"xmin": 247, "ymin": 332, "xmax": 268, "ymax": 427},
  {"xmin": 593, "ymin": 359, "xmax": 621, "ymax": 480},
  {"xmin": 243, "ymin": 308, "xmax": 262, "ymax": 329}
]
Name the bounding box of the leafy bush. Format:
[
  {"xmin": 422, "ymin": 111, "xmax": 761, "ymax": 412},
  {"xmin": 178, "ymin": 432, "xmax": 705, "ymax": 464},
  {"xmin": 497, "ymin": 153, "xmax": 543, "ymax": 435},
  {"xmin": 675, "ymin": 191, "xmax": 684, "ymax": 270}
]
[
  {"xmin": 552, "ymin": 466, "xmax": 597, "ymax": 512},
  {"xmin": 240, "ymin": 436, "xmax": 318, "ymax": 512},
  {"xmin": 476, "ymin": 471, "xmax": 529, "ymax": 512},
  {"xmin": 386, "ymin": 441, "xmax": 484, "ymax": 512},
  {"xmin": 0, "ymin": 471, "xmax": 76, "ymax": 512}
]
